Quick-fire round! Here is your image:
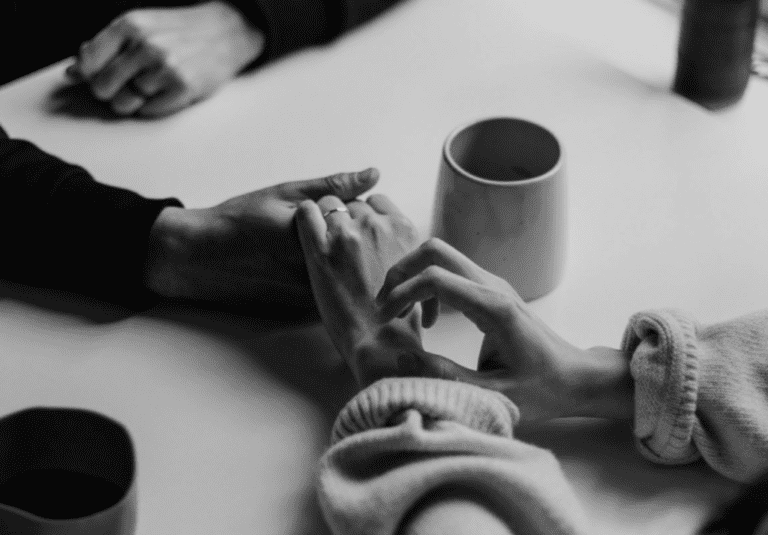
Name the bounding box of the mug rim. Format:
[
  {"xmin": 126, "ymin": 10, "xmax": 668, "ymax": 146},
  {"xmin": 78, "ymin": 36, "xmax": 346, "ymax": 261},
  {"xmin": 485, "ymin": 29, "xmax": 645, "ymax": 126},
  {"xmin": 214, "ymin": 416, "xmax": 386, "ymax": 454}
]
[
  {"xmin": 443, "ymin": 116, "xmax": 564, "ymax": 187},
  {"xmin": 0, "ymin": 406, "xmax": 136, "ymax": 526}
]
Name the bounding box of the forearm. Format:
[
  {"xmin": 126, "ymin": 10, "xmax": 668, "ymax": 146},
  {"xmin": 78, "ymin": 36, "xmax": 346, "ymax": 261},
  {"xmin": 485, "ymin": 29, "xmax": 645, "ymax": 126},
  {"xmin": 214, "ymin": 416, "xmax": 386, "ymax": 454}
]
[
  {"xmin": 233, "ymin": 0, "xmax": 330, "ymax": 63},
  {"xmin": 237, "ymin": 0, "xmax": 405, "ymax": 64},
  {"xmin": 563, "ymin": 346, "xmax": 634, "ymax": 420},
  {"xmin": 0, "ymin": 127, "xmax": 181, "ymax": 309},
  {"xmin": 356, "ymin": 327, "xmax": 634, "ymax": 420}
]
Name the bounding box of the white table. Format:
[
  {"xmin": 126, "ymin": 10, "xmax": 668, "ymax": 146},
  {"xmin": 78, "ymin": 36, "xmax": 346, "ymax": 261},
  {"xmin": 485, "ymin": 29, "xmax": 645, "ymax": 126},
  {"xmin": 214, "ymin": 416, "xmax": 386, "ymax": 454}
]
[{"xmin": 2, "ymin": 0, "xmax": 767, "ymax": 532}]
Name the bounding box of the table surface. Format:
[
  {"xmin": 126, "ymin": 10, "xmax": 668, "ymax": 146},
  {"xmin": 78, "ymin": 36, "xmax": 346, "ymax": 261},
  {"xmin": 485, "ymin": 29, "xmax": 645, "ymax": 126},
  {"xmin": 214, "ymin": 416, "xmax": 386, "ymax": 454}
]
[{"xmin": 2, "ymin": 0, "xmax": 767, "ymax": 533}]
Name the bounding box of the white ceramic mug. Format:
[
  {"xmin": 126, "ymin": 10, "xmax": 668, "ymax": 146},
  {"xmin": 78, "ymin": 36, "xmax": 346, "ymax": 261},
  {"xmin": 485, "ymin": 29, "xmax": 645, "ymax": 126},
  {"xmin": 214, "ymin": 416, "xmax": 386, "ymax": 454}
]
[{"xmin": 431, "ymin": 117, "xmax": 566, "ymax": 301}]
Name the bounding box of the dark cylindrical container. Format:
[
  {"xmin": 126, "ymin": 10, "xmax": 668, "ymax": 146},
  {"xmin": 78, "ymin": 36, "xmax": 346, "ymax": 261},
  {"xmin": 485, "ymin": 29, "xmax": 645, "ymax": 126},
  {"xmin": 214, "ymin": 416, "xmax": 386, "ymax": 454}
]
[{"xmin": 673, "ymin": 0, "xmax": 759, "ymax": 110}]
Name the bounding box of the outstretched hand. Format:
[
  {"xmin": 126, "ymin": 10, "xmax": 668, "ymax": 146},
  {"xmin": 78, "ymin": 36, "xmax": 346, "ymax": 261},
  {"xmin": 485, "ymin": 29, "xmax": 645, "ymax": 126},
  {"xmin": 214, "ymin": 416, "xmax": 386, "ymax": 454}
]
[
  {"xmin": 68, "ymin": 1, "xmax": 264, "ymax": 116},
  {"xmin": 375, "ymin": 238, "xmax": 634, "ymax": 423},
  {"xmin": 144, "ymin": 169, "xmax": 381, "ymax": 313}
]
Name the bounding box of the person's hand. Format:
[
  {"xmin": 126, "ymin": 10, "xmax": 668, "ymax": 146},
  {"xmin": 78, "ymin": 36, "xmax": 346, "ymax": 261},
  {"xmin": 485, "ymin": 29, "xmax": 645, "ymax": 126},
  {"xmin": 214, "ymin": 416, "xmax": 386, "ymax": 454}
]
[
  {"xmin": 143, "ymin": 168, "xmax": 380, "ymax": 313},
  {"xmin": 67, "ymin": 1, "xmax": 264, "ymax": 116},
  {"xmin": 375, "ymin": 238, "xmax": 634, "ymax": 423},
  {"xmin": 295, "ymin": 193, "xmax": 422, "ymax": 385}
]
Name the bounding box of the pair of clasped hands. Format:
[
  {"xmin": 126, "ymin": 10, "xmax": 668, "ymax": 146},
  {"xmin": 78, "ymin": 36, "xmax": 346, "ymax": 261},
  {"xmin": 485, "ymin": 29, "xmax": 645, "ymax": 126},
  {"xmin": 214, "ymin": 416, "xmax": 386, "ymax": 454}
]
[
  {"xmin": 277, "ymin": 168, "xmax": 629, "ymax": 424},
  {"xmin": 145, "ymin": 165, "xmax": 629, "ymax": 423}
]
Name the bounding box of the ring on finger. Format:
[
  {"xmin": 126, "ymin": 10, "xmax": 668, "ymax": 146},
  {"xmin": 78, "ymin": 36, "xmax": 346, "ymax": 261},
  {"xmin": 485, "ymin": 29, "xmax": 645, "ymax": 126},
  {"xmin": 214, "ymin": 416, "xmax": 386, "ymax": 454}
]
[{"xmin": 322, "ymin": 206, "xmax": 349, "ymax": 218}]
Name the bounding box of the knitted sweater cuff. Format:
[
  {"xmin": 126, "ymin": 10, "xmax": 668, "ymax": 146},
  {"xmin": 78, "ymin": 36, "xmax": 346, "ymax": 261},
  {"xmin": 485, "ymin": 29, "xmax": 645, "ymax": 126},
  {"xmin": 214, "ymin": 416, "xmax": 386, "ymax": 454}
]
[
  {"xmin": 319, "ymin": 378, "xmax": 588, "ymax": 535},
  {"xmin": 330, "ymin": 377, "xmax": 520, "ymax": 444},
  {"xmin": 621, "ymin": 309, "xmax": 701, "ymax": 465}
]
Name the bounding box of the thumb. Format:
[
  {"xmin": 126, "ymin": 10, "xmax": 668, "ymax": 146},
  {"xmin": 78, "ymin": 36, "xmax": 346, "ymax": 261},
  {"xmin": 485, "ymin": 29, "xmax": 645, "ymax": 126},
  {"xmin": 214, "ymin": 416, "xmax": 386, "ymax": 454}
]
[{"xmin": 292, "ymin": 168, "xmax": 380, "ymax": 201}]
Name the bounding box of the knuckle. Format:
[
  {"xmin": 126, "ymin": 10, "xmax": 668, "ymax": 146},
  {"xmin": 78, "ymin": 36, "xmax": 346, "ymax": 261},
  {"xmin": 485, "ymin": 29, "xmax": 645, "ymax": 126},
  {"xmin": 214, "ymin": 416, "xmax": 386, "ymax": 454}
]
[
  {"xmin": 142, "ymin": 40, "xmax": 167, "ymax": 64},
  {"xmin": 114, "ymin": 13, "xmax": 137, "ymax": 35},
  {"xmin": 92, "ymin": 74, "xmax": 116, "ymax": 98},
  {"xmin": 119, "ymin": 11, "xmax": 147, "ymax": 35},
  {"xmin": 422, "ymin": 237, "xmax": 439, "ymax": 250},
  {"xmin": 368, "ymin": 221, "xmax": 390, "ymax": 244},
  {"xmin": 487, "ymin": 291, "xmax": 515, "ymax": 322},
  {"xmin": 273, "ymin": 182, "xmax": 293, "ymax": 199},
  {"xmin": 421, "ymin": 265, "xmax": 443, "ymax": 285},
  {"xmin": 295, "ymin": 201, "xmax": 312, "ymax": 219},
  {"xmin": 337, "ymin": 225, "xmax": 361, "ymax": 246},
  {"xmin": 420, "ymin": 237, "xmax": 442, "ymax": 260},
  {"xmin": 324, "ymin": 173, "xmax": 349, "ymax": 196},
  {"xmin": 160, "ymin": 55, "xmax": 183, "ymax": 79},
  {"xmin": 112, "ymin": 99, "xmax": 137, "ymax": 115},
  {"xmin": 359, "ymin": 212, "xmax": 379, "ymax": 229},
  {"xmin": 405, "ymin": 226, "xmax": 419, "ymax": 244}
]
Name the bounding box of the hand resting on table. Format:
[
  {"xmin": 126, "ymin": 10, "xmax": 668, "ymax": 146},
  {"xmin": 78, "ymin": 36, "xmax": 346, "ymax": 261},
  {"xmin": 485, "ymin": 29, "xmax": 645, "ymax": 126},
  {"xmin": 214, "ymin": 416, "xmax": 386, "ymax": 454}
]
[{"xmin": 67, "ymin": 1, "xmax": 264, "ymax": 116}]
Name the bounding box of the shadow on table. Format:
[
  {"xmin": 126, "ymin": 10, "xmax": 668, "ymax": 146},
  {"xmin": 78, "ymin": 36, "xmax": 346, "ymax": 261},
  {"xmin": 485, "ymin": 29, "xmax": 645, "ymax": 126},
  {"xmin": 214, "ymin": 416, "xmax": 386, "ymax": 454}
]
[
  {"xmin": 143, "ymin": 302, "xmax": 351, "ymax": 535},
  {"xmin": 145, "ymin": 299, "xmax": 358, "ymax": 421},
  {"xmin": 0, "ymin": 282, "xmax": 345, "ymax": 535},
  {"xmin": 0, "ymin": 280, "xmax": 356, "ymax": 422},
  {"xmin": 516, "ymin": 418, "xmax": 742, "ymax": 511},
  {"xmin": 0, "ymin": 280, "xmax": 136, "ymax": 324},
  {"xmin": 45, "ymin": 81, "xmax": 119, "ymax": 121}
]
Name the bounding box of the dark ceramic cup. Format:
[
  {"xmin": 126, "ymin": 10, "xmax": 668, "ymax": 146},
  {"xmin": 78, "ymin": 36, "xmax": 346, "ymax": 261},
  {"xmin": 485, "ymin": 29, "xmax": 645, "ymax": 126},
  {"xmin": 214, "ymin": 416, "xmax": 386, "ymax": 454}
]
[{"xmin": 0, "ymin": 407, "xmax": 136, "ymax": 535}]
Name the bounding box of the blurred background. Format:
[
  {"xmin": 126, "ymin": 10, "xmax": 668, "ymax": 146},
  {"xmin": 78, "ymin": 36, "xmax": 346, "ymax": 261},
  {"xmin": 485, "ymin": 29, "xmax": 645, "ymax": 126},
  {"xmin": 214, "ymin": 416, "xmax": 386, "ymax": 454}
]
[{"xmin": 648, "ymin": 0, "xmax": 768, "ymax": 77}]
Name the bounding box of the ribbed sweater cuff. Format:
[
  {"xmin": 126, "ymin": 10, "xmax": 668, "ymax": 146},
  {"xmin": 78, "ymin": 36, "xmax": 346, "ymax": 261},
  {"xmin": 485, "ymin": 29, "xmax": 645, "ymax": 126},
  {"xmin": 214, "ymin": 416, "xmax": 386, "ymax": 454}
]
[
  {"xmin": 621, "ymin": 309, "xmax": 701, "ymax": 464},
  {"xmin": 331, "ymin": 377, "xmax": 521, "ymax": 444}
]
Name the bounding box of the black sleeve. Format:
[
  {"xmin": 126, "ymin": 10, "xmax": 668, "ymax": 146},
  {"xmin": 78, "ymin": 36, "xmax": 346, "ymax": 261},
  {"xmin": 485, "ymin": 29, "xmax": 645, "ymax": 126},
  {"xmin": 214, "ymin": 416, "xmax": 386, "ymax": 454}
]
[
  {"xmin": 230, "ymin": 0, "xmax": 406, "ymax": 65},
  {"xmin": 0, "ymin": 125, "xmax": 183, "ymax": 310}
]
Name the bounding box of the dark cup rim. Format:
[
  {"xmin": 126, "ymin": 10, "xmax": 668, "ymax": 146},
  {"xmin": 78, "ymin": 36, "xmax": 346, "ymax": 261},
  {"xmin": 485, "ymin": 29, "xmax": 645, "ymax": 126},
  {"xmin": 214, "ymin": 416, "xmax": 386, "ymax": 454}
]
[
  {"xmin": 443, "ymin": 116, "xmax": 564, "ymax": 187},
  {"xmin": 1, "ymin": 482, "xmax": 136, "ymax": 525},
  {"xmin": 0, "ymin": 406, "xmax": 136, "ymax": 525}
]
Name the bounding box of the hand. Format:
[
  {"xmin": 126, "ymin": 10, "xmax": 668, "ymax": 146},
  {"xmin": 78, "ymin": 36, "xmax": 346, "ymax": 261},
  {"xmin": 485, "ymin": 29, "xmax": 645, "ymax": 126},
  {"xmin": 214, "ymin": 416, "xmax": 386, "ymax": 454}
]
[
  {"xmin": 143, "ymin": 168, "xmax": 380, "ymax": 312},
  {"xmin": 295, "ymin": 194, "xmax": 422, "ymax": 385},
  {"xmin": 375, "ymin": 238, "xmax": 634, "ymax": 423},
  {"xmin": 68, "ymin": 1, "xmax": 264, "ymax": 116}
]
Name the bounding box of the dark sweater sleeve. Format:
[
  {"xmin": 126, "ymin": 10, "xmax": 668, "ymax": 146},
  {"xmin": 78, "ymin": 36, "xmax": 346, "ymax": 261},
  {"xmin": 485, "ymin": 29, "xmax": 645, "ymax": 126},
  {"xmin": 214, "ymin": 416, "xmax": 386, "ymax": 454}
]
[
  {"xmin": 0, "ymin": 125, "xmax": 183, "ymax": 310},
  {"xmin": 231, "ymin": 0, "xmax": 405, "ymax": 65}
]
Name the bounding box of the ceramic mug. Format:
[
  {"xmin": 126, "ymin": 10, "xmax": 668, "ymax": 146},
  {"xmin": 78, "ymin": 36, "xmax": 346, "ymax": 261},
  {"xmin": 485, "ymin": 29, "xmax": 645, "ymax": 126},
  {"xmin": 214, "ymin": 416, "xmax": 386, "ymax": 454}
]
[
  {"xmin": 0, "ymin": 407, "xmax": 136, "ymax": 535},
  {"xmin": 431, "ymin": 117, "xmax": 566, "ymax": 301}
]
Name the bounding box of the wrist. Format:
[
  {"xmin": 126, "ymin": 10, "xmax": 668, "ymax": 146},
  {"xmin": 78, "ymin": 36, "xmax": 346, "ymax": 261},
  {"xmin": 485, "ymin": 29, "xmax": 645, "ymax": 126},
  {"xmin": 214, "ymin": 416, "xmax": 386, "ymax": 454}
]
[
  {"xmin": 563, "ymin": 346, "xmax": 634, "ymax": 420},
  {"xmin": 206, "ymin": 1, "xmax": 266, "ymax": 71},
  {"xmin": 352, "ymin": 321, "xmax": 423, "ymax": 387},
  {"xmin": 144, "ymin": 206, "xmax": 200, "ymax": 298}
]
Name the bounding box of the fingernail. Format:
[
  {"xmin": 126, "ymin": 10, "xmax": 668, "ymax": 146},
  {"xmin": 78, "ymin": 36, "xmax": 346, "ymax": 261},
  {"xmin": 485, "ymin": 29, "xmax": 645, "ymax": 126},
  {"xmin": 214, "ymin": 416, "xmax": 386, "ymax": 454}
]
[
  {"xmin": 397, "ymin": 352, "xmax": 425, "ymax": 376},
  {"xmin": 356, "ymin": 168, "xmax": 377, "ymax": 183}
]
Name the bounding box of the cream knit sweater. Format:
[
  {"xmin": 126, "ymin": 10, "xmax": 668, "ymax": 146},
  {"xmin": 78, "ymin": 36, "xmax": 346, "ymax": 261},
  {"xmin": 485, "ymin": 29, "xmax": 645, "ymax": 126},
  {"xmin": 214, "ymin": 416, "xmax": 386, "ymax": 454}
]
[{"xmin": 317, "ymin": 309, "xmax": 768, "ymax": 535}]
